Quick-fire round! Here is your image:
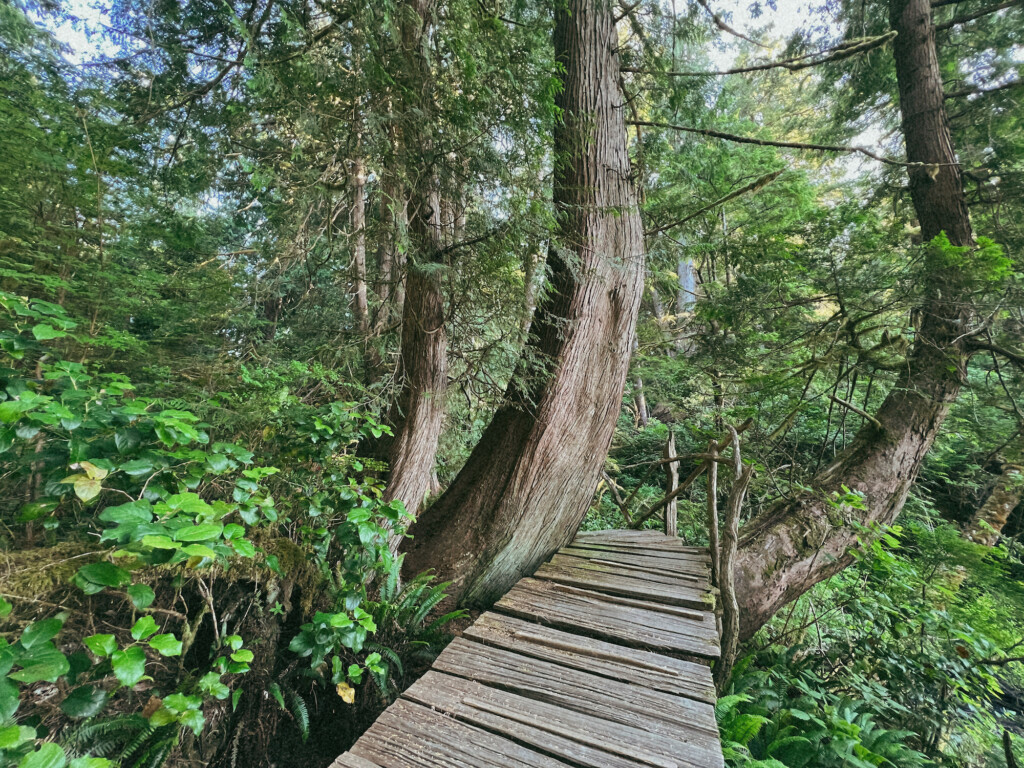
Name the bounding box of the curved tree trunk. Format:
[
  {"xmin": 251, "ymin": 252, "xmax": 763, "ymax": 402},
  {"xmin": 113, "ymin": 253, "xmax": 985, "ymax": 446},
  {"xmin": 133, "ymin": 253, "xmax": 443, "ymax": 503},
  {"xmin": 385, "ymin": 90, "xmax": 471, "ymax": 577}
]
[
  {"xmin": 733, "ymin": 0, "xmax": 974, "ymax": 640},
  {"xmin": 402, "ymin": 0, "xmax": 645, "ymax": 606},
  {"xmin": 965, "ymin": 464, "xmax": 1023, "ymax": 545}
]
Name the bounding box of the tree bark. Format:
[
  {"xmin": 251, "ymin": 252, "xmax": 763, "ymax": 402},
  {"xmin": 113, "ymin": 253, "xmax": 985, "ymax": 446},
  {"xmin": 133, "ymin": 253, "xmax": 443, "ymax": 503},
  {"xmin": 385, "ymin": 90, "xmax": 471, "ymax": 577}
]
[
  {"xmin": 402, "ymin": 0, "xmax": 645, "ymax": 606},
  {"xmin": 733, "ymin": 0, "xmax": 975, "ymax": 640},
  {"xmin": 663, "ymin": 431, "xmax": 678, "ymax": 536},
  {"xmin": 965, "ymin": 464, "xmax": 1023, "ymax": 545},
  {"xmin": 378, "ymin": 0, "xmax": 448, "ymax": 523},
  {"xmin": 351, "ymin": 156, "xmax": 368, "ymax": 334}
]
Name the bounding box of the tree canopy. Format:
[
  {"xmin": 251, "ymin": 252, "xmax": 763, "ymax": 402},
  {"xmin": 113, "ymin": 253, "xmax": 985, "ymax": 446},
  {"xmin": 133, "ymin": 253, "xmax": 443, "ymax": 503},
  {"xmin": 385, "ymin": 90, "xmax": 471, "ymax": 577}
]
[{"xmin": 0, "ymin": 0, "xmax": 1022, "ymax": 765}]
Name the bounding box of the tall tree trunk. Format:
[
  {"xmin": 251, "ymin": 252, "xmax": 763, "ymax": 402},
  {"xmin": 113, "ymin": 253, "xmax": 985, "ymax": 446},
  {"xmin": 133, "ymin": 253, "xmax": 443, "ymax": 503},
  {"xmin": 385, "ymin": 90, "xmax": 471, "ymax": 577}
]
[
  {"xmin": 402, "ymin": 0, "xmax": 645, "ymax": 606},
  {"xmin": 965, "ymin": 464, "xmax": 1023, "ymax": 545},
  {"xmin": 351, "ymin": 156, "xmax": 368, "ymax": 334},
  {"xmin": 378, "ymin": 0, "xmax": 448, "ymax": 521},
  {"xmin": 733, "ymin": 0, "xmax": 975, "ymax": 640},
  {"xmin": 374, "ymin": 111, "xmax": 409, "ymax": 332}
]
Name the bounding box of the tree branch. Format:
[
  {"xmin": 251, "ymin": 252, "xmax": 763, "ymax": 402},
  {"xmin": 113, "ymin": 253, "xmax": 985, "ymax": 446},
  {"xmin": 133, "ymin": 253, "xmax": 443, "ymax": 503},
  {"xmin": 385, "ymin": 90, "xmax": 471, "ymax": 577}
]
[
  {"xmin": 627, "ymin": 120, "xmax": 946, "ymax": 168},
  {"xmin": 692, "ymin": 0, "xmax": 768, "ymax": 47},
  {"xmin": 945, "ymin": 79, "xmax": 1023, "ymax": 99},
  {"xmin": 622, "ymin": 32, "xmax": 896, "ymax": 78},
  {"xmin": 969, "ymin": 340, "xmax": 1024, "ymax": 370},
  {"xmin": 828, "ymin": 394, "xmax": 883, "ymax": 429},
  {"xmin": 630, "ymin": 419, "xmax": 752, "ymax": 528},
  {"xmin": 647, "ymin": 169, "xmax": 783, "ymax": 235},
  {"xmin": 935, "ymin": 0, "xmax": 1022, "ymax": 29}
]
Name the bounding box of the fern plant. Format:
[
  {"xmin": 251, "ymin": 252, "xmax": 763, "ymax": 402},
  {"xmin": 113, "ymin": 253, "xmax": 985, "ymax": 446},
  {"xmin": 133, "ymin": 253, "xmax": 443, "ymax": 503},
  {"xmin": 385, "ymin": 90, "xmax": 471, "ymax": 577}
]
[
  {"xmin": 356, "ymin": 560, "xmax": 465, "ymax": 699},
  {"xmin": 62, "ymin": 715, "xmax": 179, "ymax": 768}
]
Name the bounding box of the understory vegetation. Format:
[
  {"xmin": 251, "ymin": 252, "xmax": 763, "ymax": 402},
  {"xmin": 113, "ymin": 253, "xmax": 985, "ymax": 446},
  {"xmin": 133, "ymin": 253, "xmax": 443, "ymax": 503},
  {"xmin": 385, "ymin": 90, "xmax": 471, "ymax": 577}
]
[{"xmin": 1, "ymin": 0, "xmax": 1022, "ymax": 765}]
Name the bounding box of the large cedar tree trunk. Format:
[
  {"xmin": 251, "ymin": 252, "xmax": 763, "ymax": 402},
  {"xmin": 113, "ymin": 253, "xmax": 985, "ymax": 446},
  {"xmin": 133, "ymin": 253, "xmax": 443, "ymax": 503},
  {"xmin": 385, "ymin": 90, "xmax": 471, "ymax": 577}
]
[
  {"xmin": 378, "ymin": 0, "xmax": 448, "ymax": 519},
  {"xmin": 402, "ymin": 0, "xmax": 645, "ymax": 606},
  {"xmin": 733, "ymin": 0, "xmax": 974, "ymax": 639}
]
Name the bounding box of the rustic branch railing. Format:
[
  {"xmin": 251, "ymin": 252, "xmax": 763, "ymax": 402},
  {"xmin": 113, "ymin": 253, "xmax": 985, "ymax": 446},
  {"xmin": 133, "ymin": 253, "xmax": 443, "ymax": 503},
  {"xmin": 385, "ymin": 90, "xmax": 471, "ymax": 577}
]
[
  {"xmin": 663, "ymin": 430, "xmax": 679, "ymax": 537},
  {"xmin": 629, "ymin": 418, "xmax": 752, "ymax": 529}
]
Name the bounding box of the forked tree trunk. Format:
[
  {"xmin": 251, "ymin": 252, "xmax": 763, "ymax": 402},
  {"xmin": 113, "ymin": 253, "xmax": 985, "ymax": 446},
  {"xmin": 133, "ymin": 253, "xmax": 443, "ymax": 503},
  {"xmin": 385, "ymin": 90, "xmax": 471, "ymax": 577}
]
[
  {"xmin": 379, "ymin": 0, "xmax": 448, "ymax": 521},
  {"xmin": 403, "ymin": 0, "xmax": 645, "ymax": 605},
  {"xmin": 733, "ymin": 0, "xmax": 975, "ymax": 640},
  {"xmin": 965, "ymin": 464, "xmax": 1023, "ymax": 545}
]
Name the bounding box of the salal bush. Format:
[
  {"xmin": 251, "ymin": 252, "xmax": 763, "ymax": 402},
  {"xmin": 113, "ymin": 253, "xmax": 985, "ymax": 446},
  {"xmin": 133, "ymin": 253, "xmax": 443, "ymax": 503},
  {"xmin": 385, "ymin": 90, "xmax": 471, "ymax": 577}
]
[{"xmin": 0, "ymin": 292, "xmax": 413, "ymax": 768}]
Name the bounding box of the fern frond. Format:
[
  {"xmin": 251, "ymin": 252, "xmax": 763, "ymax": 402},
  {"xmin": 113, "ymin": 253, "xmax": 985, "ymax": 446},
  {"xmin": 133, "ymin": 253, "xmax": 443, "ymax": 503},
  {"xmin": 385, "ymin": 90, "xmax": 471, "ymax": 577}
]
[{"xmin": 286, "ymin": 688, "xmax": 310, "ymax": 741}]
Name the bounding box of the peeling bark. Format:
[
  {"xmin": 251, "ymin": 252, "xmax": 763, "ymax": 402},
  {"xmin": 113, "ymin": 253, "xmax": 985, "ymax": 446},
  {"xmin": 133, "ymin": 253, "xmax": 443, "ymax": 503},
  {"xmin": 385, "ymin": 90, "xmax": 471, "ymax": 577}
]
[{"xmin": 403, "ymin": 0, "xmax": 646, "ymax": 606}]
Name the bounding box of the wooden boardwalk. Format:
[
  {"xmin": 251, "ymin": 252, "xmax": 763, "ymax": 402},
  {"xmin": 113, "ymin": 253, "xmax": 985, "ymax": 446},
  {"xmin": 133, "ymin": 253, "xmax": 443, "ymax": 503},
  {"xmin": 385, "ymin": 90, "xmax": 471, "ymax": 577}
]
[{"xmin": 333, "ymin": 529, "xmax": 723, "ymax": 768}]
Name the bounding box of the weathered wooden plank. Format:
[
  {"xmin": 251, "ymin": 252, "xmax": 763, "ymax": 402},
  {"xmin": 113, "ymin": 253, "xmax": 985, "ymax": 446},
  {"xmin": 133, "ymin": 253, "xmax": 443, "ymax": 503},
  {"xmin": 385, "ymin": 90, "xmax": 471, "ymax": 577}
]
[
  {"xmin": 348, "ymin": 698, "xmax": 572, "ymax": 768},
  {"xmin": 464, "ymin": 612, "xmax": 717, "ymax": 703},
  {"xmin": 330, "ymin": 753, "xmax": 381, "ymax": 768},
  {"xmin": 560, "ymin": 546, "xmax": 710, "ymax": 577},
  {"xmin": 535, "ymin": 559, "xmax": 710, "ymax": 610},
  {"xmin": 495, "ymin": 578, "xmax": 720, "ymax": 659},
  {"xmin": 567, "ymin": 541, "xmax": 711, "ymax": 563},
  {"xmin": 434, "ymin": 637, "xmax": 720, "ymax": 743},
  {"xmin": 573, "ymin": 529, "xmax": 681, "ymax": 543},
  {"xmin": 572, "ymin": 531, "xmax": 708, "ymax": 553},
  {"xmin": 403, "ymin": 671, "xmax": 723, "ymax": 768},
  {"xmin": 548, "ymin": 553, "xmax": 705, "ymax": 587}
]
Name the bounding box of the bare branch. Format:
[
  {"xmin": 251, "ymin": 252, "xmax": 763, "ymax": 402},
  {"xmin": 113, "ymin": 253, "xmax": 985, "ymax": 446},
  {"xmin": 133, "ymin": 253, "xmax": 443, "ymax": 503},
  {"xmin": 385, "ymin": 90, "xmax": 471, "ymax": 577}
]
[
  {"xmin": 945, "ymin": 79, "xmax": 1023, "ymax": 99},
  {"xmin": 631, "ymin": 419, "xmax": 753, "ymax": 528},
  {"xmin": 969, "ymin": 340, "xmax": 1024, "ymax": 370},
  {"xmin": 692, "ymin": 0, "xmax": 768, "ymax": 47},
  {"xmin": 828, "ymin": 394, "xmax": 883, "ymax": 429},
  {"xmin": 935, "ymin": 0, "xmax": 1022, "ymax": 29},
  {"xmin": 622, "ymin": 32, "xmax": 896, "ymax": 78},
  {"xmin": 627, "ymin": 120, "xmax": 948, "ymax": 168},
  {"xmin": 647, "ymin": 170, "xmax": 783, "ymax": 236}
]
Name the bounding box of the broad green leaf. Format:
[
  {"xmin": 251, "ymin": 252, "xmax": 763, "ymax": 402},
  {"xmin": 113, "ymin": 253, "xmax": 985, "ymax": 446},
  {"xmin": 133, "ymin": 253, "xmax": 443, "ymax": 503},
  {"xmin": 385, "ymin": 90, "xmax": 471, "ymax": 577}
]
[
  {"xmin": 0, "ymin": 678, "xmax": 18, "ymax": 721},
  {"xmin": 140, "ymin": 535, "xmax": 180, "ymax": 550},
  {"xmin": 126, "ymin": 584, "xmax": 155, "ymax": 609},
  {"xmin": 0, "ymin": 399, "xmax": 32, "ymax": 423},
  {"xmin": 20, "ymin": 617, "xmax": 64, "ymax": 649},
  {"xmin": 72, "ymin": 477, "xmax": 102, "ymax": 502},
  {"xmin": 118, "ymin": 458, "xmax": 153, "ymax": 476},
  {"xmin": 130, "ymin": 616, "xmax": 158, "ymax": 641},
  {"xmin": 60, "ymin": 685, "xmax": 109, "ymax": 718},
  {"xmin": 98, "ymin": 501, "xmax": 152, "ymax": 524},
  {"xmin": 78, "ymin": 461, "xmax": 108, "ymax": 480},
  {"xmin": 75, "ymin": 563, "xmax": 130, "ymax": 592},
  {"xmin": 180, "ymin": 543, "xmax": 218, "ymax": 559},
  {"xmin": 31, "ymin": 323, "xmax": 65, "ymax": 341},
  {"xmin": 17, "ymin": 499, "xmax": 58, "ymax": 523},
  {"xmin": 18, "ymin": 742, "xmax": 66, "ymax": 768},
  {"xmin": 148, "ymin": 634, "xmax": 182, "ymax": 657},
  {"xmin": 83, "ymin": 634, "xmax": 117, "ymax": 658},
  {"xmin": 69, "ymin": 759, "xmax": 115, "ymax": 768},
  {"xmin": 111, "ymin": 646, "xmax": 146, "ymax": 687},
  {"xmin": 173, "ymin": 523, "xmax": 223, "ymax": 542},
  {"xmin": 231, "ymin": 539, "xmax": 256, "ymax": 558},
  {"xmin": 8, "ymin": 643, "xmax": 69, "ymax": 683}
]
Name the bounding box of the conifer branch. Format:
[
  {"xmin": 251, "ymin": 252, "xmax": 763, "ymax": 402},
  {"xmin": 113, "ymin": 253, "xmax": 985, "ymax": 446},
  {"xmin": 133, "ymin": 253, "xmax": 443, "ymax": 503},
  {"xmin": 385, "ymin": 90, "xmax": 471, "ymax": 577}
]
[{"xmin": 622, "ymin": 32, "xmax": 896, "ymax": 78}]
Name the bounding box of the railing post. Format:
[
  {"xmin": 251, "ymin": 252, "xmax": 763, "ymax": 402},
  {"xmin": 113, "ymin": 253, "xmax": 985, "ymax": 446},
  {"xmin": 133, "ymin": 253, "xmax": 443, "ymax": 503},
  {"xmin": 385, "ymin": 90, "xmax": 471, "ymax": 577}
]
[
  {"xmin": 706, "ymin": 439, "xmax": 720, "ymax": 590},
  {"xmin": 714, "ymin": 424, "xmax": 754, "ymax": 693},
  {"xmin": 664, "ymin": 431, "xmax": 678, "ymax": 537}
]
